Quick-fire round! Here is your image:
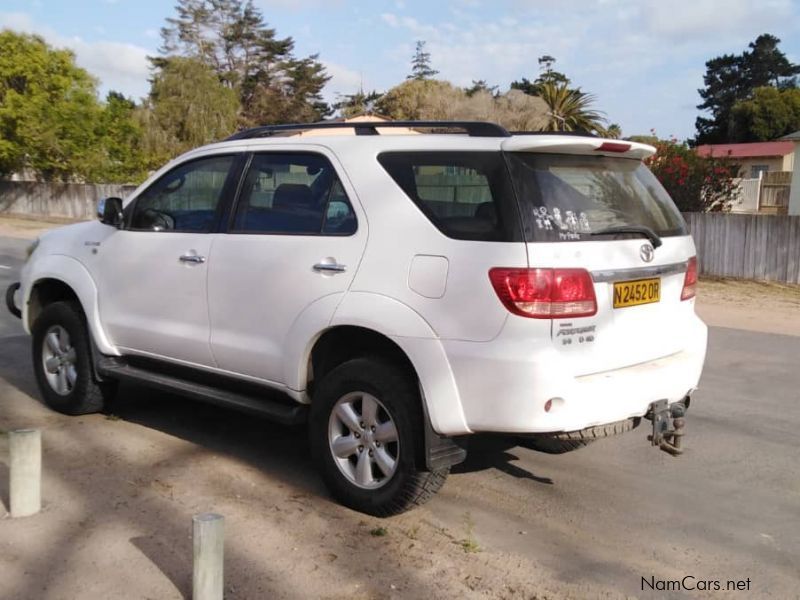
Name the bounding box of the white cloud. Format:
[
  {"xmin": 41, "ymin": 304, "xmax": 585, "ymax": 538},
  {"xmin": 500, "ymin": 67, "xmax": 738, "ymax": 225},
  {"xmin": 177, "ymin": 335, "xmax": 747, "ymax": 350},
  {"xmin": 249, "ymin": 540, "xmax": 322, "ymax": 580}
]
[
  {"xmin": 322, "ymin": 60, "xmax": 363, "ymax": 100},
  {"xmin": 0, "ymin": 11, "xmax": 152, "ymax": 100}
]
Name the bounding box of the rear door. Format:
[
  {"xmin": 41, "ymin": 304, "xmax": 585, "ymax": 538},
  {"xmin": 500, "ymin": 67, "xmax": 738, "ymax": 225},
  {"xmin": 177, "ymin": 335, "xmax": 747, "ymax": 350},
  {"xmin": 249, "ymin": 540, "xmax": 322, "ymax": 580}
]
[
  {"xmin": 207, "ymin": 150, "xmax": 366, "ymax": 384},
  {"xmin": 505, "ymin": 151, "xmax": 695, "ymax": 375}
]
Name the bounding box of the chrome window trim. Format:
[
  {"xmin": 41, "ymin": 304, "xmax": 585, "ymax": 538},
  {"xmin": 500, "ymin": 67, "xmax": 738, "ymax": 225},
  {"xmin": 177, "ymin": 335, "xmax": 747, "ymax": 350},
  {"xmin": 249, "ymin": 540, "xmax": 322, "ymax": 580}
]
[{"xmin": 591, "ymin": 261, "xmax": 689, "ymax": 283}]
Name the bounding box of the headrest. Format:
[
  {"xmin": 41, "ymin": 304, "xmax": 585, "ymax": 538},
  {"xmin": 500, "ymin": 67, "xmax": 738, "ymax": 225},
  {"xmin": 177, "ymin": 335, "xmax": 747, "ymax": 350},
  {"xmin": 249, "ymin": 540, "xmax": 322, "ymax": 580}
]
[{"xmin": 273, "ymin": 183, "xmax": 314, "ymax": 209}]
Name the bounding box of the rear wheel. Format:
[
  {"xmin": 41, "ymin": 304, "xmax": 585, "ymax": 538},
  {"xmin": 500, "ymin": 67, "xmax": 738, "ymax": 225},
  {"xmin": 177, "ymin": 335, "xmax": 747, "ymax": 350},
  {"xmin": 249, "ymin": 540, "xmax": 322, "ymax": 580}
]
[
  {"xmin": 309, "ymin": 358, "xmax": 448, "ymax": 516},
  {"xmin": 32, "ymin": 301, "xmax": 116, "ymax": 415},
  {"xmin": 519, "ymin": 418, "xmax": 640, "ymax": 454}
]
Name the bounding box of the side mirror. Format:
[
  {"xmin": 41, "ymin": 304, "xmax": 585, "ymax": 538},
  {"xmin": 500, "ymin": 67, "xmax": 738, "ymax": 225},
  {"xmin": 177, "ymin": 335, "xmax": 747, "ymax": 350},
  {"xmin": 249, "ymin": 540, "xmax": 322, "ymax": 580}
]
[{"xmin": 98, "ymin": 197, "xmax": 124, "ymax": 228}]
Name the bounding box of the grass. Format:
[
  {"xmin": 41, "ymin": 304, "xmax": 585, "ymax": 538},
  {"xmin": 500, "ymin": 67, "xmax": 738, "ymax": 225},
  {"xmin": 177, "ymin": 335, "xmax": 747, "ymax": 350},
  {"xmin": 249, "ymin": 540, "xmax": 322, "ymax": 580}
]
[
  {"xmin": 457, "ymin": 512, "xmax": 480, "ymax": 554},
  {"xmin": 369, "ymin": 526, "xmax": 388, "ymax": 537}
]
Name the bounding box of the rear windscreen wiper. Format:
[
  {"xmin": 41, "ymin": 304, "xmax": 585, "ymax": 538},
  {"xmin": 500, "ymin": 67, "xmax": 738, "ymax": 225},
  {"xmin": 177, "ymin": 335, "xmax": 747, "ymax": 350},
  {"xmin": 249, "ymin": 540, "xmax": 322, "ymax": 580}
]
[{"xmin": 590, "ymin": 225, "xmax": 662, "ymax": 248}]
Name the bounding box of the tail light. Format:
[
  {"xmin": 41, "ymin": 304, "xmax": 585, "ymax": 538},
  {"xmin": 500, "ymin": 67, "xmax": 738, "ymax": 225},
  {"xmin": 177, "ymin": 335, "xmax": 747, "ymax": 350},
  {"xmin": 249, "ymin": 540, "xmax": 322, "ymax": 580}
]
[
  {"xmin": 681, "ymin": 256, "xmax": 698, "ymax": 300},
  {"xmin": 489, "ymin": 268, "xmax": 597, "ymax": 319}
]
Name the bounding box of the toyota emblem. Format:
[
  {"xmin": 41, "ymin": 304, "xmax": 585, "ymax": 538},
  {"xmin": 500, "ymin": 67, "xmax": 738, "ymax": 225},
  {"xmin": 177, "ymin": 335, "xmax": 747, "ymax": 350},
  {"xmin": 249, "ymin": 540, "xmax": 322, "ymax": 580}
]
[{"xmin": 640, "ymin": 244, "xmax": 655, "ymax": 263}]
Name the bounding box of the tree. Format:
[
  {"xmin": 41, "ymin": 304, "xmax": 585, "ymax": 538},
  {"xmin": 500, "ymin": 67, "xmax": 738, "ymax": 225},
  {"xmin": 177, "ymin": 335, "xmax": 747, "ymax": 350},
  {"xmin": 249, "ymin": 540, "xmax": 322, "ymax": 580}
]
[
  {"xmin": 141, "ymin": 57, "xmax": 239, "ymax": 166},
  {"xmin": 334, "ymin": 89, "xmax": 383, "ymax": 118},
  {"xmin": 511, "ymin": 55, "xmax": 570, "ymax": 96},
  {"xmin": 602, "ymin": 123, "xmax": 622, "ymax": 139},
  {"xmin": 695, "ymin": 34, "xmax": 800, "ymax": 144},
  {"xmin": 465, "ymin": 80, "xmax": 498, "ymax": 97},
  {"xmin": 157, "ymin": 0, "xmax": 330, "ymax": 125},
  {"xmin": 407, "ymin": 41, "xmax": 438, "ymax": 81},
  {"xmin": 375, "ymin": 80, "xmax": 549, "ymax": 131},
  {"xmin": 94, "ymin": 92, "xmax": 148, "ymax": 183},
  {"xmin": 645, "ymin": 138, "xmax": 739, "ymax": 212},
  {"xmin": 730, "ymin": 86, "xmax": 800, "ymax": 142},
  {"xmin": 538, "ymin": 81, "xmax": 606, "ymax": 134},
  {"xmin": 0, "ymin": 30, "xmax": 105, "ymax": 181}
]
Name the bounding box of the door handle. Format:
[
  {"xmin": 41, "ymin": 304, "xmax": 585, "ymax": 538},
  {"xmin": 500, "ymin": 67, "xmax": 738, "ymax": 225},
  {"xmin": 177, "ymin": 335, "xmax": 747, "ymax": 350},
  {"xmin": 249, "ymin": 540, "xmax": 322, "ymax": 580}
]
[
  {"xmin": 313, "ymin": 262, "xmax": 346, "ymax": 273},
  {"xmin": 179, "ymin": 254, "xmax": 206, "ymax": 264}
]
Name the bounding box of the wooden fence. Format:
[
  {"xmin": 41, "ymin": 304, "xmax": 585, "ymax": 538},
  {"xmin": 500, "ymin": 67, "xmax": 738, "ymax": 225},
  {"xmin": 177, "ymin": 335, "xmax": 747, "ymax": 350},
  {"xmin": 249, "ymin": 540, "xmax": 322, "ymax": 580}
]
[{"xmin": 684, "ymin": 212, "xmax": 800, "ymax": 284}]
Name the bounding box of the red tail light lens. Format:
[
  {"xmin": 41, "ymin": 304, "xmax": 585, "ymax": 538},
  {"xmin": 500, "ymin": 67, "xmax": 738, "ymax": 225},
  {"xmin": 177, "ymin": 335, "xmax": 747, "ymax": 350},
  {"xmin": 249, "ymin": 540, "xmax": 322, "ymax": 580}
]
[
  {"xmin": 681, "ymin": 256, "xmax": 698, "ymax": 301},
  {"xmin": 489, "ymin": 268, "xmax": 597, "ymax": 319}
]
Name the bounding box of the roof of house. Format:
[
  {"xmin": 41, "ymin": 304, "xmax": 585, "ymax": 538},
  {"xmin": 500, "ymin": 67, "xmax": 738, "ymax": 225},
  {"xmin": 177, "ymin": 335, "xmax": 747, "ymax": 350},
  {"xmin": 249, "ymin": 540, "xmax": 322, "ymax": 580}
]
[
  {"xmin": 696, "ymin": 141, "xmax": 795, "ymax": 159},
  {"xmin": 780, "ymin": 130, "xmax": 800, "ymax": 141}
]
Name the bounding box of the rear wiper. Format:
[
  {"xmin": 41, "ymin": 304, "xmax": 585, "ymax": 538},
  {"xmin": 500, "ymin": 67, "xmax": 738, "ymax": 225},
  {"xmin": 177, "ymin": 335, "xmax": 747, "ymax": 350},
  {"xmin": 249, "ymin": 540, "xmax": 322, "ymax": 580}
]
[{"xmin": 590, "ymin": 225, "xmax": 662, "ymax": 248}]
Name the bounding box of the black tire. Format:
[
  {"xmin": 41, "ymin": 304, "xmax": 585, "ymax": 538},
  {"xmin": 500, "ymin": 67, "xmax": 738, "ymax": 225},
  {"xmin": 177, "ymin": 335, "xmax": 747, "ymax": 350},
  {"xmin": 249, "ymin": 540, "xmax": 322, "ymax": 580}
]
[
  {"xmin": 309, "ymin": 358, "xmax": 448, "ymax": 517},
  {"xmin": 31, "ymin": 301, "xmax": 116, "ymax": 415},
  {"xmin": 519, "ymin": 418, "xmax": 640, "ymax": 454}
]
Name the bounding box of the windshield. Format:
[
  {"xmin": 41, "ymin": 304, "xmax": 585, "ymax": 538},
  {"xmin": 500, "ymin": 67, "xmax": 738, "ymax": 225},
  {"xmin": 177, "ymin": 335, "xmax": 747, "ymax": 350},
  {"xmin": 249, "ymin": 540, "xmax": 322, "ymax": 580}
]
[{"xmin": 505, "ymin": 153, "xmax": 687, "ymax": 243}]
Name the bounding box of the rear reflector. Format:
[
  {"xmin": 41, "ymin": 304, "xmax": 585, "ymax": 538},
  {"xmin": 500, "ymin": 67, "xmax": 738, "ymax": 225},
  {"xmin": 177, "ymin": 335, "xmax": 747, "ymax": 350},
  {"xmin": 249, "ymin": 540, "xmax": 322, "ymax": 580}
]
[
  {"xmin": 681, "ymin": 256, "xmax": 698, "ymax": 301},
  {"xmin": 596, "ymin": 142, "xmax": 631, "ymax": 153},
  {"xmin": 489, "ymin": 268, "xmax": 597, "ymax": 319}
]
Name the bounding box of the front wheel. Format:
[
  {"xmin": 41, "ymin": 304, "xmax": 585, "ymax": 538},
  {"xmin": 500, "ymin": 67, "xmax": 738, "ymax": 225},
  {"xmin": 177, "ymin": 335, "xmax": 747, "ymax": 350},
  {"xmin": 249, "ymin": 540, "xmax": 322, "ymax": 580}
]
[
  {"xmin": 309, "ymin": 358, "xmax": 448, "ymax": 516},
  {"xmin": 31, "ymin": 301, "xmax": 116, "ymax": 415}
]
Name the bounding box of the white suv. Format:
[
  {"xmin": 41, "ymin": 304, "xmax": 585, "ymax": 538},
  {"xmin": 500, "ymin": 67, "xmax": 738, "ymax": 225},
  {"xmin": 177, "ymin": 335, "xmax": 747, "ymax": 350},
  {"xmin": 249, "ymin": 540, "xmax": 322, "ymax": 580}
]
[{"xmin": 6, "ymin": 121, "xmax": 707, "ymax": 516}]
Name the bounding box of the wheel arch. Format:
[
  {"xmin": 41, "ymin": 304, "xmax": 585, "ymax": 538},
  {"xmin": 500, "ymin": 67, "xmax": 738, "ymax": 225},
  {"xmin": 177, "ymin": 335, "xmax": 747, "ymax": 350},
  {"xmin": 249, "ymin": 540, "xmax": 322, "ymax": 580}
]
[{"xmin": 23, "ymin": 255, "xmax": 118, "ymax": 356}]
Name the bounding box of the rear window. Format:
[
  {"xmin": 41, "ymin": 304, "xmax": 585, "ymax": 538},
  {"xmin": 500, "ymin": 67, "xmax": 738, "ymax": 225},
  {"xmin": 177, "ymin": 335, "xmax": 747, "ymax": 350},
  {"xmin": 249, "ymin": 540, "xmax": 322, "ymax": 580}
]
[
  {"xmin": 506, "ymin": 153, "xmax": 687, "ymax": 242},
  {"xmin": 377, "ymin": 152, "xmax": 522, "ymax": 242}
]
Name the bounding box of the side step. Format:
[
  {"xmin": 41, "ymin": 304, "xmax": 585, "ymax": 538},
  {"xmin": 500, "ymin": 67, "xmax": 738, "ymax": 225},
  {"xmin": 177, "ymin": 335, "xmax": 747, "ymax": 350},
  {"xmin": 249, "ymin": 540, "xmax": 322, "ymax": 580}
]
[{"xmin": 97, "ymin": 359, "xmax": 308, "ymax": 426}]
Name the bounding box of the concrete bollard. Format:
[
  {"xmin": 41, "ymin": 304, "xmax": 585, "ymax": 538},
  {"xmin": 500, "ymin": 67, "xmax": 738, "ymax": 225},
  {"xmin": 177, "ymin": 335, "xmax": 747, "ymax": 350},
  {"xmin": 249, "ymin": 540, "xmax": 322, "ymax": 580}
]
[
  {"xmin": 193, "ymin": 513, "xmax": 224, "ymax": 600},
  {"xmin": 9, "ymin": 429, "xmax": 42, "ymax": 518}
]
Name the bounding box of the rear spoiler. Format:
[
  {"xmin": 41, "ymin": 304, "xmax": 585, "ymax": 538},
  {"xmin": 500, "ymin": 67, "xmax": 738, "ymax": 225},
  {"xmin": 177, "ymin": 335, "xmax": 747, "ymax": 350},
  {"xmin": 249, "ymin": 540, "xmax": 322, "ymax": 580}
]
[{"xmin": 501, "ymin": 135, "xmax": 656, "ymax": 160}]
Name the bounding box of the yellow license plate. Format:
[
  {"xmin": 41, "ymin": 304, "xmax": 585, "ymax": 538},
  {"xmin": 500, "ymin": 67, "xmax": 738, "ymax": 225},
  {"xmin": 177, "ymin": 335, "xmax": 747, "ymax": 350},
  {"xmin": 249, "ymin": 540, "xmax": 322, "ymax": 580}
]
[{"xmin": 613, "ymin": 278, "xmax": 661, "ymax": 308}]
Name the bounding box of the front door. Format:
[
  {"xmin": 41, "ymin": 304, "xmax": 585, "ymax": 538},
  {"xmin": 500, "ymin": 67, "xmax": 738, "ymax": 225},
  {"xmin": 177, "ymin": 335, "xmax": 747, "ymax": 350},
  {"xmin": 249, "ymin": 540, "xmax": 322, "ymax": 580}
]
[
  {"xmin": 208, "ymin": 151, "xmax": 366, "ymax": 383},
  {"xmin": 93, "ymin": 154, "xmax": 238, "ymax": 367}
]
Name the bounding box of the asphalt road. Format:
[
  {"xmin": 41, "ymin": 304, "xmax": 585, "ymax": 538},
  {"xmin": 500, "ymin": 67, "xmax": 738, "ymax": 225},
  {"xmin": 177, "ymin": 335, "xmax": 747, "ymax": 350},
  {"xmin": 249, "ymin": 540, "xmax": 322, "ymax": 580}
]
[{"xmin": 1, "ymin": 234, "xmax": 798, "ymax": 598}]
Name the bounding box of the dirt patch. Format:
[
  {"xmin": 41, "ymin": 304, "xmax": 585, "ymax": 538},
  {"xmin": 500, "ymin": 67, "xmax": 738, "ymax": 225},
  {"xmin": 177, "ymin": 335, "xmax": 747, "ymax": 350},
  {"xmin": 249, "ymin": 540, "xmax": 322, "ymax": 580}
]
[{"xmin": 696, "ymin": 277, "xmax": 800, "ymax": 337}]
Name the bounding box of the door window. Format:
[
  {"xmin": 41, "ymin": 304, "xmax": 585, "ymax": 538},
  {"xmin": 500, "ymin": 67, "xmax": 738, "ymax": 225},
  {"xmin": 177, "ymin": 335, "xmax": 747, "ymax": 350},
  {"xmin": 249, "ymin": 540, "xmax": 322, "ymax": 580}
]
[
  {"xmin": 232, "ymin": 153, "xmax": 357, "ymax": 235},
  {"xmin": 130, "ymin": 155, "xmax": 235, "ymax": 232}
]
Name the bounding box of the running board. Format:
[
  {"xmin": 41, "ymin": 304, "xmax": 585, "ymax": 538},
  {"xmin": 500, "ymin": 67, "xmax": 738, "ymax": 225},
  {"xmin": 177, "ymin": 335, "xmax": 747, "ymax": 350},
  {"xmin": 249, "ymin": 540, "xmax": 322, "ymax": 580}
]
[{"xmin": 97, "ymin": 359, "xmax": 308, "ymax": 426}]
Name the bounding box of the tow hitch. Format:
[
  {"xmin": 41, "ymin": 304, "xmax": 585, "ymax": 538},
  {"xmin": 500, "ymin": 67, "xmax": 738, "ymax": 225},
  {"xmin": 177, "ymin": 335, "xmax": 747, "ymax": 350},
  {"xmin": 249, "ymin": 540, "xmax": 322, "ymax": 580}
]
[{"xmin": 646, "ymin": 399, "xmax": 687, "ymax": 456}]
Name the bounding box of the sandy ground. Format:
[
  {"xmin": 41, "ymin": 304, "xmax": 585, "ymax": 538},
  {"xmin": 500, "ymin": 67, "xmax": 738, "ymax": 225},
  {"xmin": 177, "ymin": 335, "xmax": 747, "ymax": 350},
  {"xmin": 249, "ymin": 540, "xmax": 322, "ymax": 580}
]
[
  {"xmin": 1, "ymin": 223, "xmax": 799, "ymax": 599},
  {"xmin": 0, "ymin": 215, "xmax": 82, "ymax": 241}
]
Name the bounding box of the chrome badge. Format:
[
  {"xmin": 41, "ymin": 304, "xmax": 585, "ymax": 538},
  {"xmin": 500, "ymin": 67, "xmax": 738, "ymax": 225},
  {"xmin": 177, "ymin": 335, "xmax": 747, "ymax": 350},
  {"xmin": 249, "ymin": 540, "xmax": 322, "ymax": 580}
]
[{"xmin": 640, "ymin": 243, "xmax": 655, "ymax": 263}]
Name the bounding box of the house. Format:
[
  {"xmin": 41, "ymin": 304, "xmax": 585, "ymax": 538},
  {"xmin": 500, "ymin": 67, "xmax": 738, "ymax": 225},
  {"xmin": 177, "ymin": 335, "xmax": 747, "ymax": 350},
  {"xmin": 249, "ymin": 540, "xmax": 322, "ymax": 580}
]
[
  {"xmin": 783, "ymin": 130, "xmax": 800, "ymax": 216},
  {"xmin": 696, "ymin": 140, "xmax": 795, "ymax": 214},
  {"xmin": 695, "ymin": 141, "xmax": 794, "ymax": 178}
]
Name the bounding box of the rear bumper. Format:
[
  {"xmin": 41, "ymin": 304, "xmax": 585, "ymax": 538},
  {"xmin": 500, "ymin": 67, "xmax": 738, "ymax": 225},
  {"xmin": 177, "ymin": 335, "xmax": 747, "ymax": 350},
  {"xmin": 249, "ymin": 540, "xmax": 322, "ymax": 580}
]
[
  {"xmin": 5, "ymin": 282, "xmax": 21, "ymax": 319},
  {"xmin": 441, "ymin": 316, "xmax": 708, "ymax": 434}
]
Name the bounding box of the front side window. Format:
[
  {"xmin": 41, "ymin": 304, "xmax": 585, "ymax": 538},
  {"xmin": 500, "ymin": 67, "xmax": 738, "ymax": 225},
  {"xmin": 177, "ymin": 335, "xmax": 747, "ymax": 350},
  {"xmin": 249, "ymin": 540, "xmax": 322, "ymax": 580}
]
[
  {"xmin": 232, "ymin": 153, "xmax": 357, "ymax": 235},
  {"xmin": 377, "ymin": 151, "xmax": 522, "ymax": 242},
  {"xmin": 130, "ymin": 155, "xmax": 235, "ymax": 232}
]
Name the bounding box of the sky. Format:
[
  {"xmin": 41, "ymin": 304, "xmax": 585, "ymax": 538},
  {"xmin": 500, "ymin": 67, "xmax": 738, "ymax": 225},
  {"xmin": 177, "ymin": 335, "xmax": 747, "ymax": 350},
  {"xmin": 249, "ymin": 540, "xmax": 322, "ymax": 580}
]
[{"xmin": 1, "ymin": 0, "xmax": 799, "ymax": 140}]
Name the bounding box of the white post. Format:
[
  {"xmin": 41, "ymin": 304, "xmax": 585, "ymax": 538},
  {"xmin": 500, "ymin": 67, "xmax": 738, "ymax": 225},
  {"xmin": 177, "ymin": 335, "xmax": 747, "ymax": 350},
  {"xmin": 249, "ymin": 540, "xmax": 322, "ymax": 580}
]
[
  {"xmin": 193, "ymin": 513, "xmax": 224, "ymax": 600},
  {"xmin": 9, "ymin": 429, "xmax": 41, "ymax": 518}
]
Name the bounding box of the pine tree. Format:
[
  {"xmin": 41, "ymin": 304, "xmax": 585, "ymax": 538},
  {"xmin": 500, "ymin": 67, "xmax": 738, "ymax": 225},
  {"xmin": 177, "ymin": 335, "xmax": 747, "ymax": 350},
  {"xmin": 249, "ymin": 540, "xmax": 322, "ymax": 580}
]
[
  {"xmin": 407, "ymin": 41, "xmax": 438, "ymax": 81},
  {"xmin": 156, "ymin": 0, "xmax": 330, "ymax": 125}
]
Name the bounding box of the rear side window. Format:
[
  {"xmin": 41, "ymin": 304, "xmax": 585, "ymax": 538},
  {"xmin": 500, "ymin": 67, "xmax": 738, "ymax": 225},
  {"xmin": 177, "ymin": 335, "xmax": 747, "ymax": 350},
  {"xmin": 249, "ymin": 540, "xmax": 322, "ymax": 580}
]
[
  {"xmin": 378, "ymin": 152, "xmax": 522, "ymax": 242},
  {"xmin": 232, "ymin": 153, "xmax": 357, "ymax": 236},
  {"xmin": 506, "ymin": 153, "xmax": 687, "ymax": 242}
]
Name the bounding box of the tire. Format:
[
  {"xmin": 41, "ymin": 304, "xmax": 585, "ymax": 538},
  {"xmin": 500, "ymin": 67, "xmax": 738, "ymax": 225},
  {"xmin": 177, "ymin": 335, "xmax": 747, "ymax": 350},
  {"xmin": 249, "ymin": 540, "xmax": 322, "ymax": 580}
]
[
  {"xmin": 31, "ymin": 301, "xmax": 116, "ymax": 415},
  {"xmin": 309, "ymin": 358, "xmax": 448, "ymax": 517},
  {"xmin": 519, "ymin": 417, "xmax": 640, "ymax": 454}
]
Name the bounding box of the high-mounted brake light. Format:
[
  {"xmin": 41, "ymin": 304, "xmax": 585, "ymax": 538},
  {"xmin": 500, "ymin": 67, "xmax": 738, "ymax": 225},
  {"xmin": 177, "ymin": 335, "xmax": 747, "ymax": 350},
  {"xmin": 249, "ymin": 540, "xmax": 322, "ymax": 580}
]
[
  {"xmin": 489, "ymin": 268, "xmax": 597, "ymax": 319},
  {"xmin": 681, "ymin": 256, "xmax": 698, "ymax": 301},
  {"xmin": 596, "ymin": 142, "xmax": 631, "ymax": 153}
]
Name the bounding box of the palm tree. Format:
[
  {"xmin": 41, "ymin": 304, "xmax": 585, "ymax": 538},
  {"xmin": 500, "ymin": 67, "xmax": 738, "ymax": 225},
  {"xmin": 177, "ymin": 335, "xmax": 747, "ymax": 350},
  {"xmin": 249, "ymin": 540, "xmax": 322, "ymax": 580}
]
[{"xmin": 538, "ymin": 82, "xmax": 606, "ymax": 134}]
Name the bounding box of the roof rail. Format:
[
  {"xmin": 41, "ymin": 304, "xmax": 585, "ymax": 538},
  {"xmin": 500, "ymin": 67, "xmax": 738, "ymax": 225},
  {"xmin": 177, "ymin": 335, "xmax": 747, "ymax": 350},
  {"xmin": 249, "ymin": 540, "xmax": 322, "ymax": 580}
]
[{"xmin": 225, "ymin": 120, "xmax": 510, "ymax": 140}]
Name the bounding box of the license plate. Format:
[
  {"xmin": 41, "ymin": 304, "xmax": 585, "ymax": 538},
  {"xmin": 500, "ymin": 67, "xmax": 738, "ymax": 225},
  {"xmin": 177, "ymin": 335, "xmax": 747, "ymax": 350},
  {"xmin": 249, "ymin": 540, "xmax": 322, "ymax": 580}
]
[{"xmin": 613, "ymin": 278, "xmax": 661, "ymax": 308}]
